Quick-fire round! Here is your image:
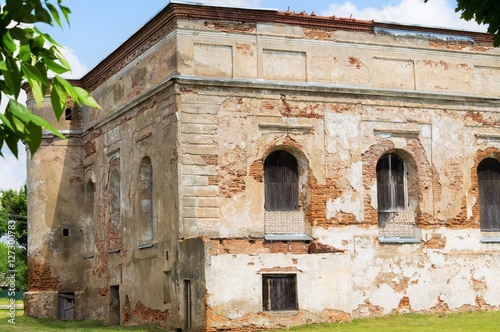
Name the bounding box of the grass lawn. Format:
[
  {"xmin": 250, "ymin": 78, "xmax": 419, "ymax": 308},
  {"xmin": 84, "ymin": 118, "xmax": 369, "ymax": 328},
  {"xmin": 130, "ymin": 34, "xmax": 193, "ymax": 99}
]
[
  {"xmin": 281, "ymin": 311, "xmax": 500, "ymax": 332},
  {"xmin": 0, "ymin": 310, "xmax": 163, "ymax": 331},
  {"xmin": 0, "ymin": 298, "xmax": 23, "ymax": 305},
  {"xmin": 0, "ymin": 310, "xmax": 499, "ymax": 331}
]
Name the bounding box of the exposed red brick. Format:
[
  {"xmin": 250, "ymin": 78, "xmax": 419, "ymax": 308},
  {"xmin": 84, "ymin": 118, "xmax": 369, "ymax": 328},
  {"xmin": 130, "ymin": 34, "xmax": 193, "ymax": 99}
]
[
  {"xmin": 308, "ymin": 241, "xmax": 344, "ymax": 253},
  {"xmin": 27, "ymin": 251, "xmax": 59, "ymax": 291},
  {"xmin": 204, "ymin": 20, "xmax": 256, "ymax": 33},
  {"xmin": 124, "ymin": 300, "xmax": 169, "ymax": 327}
]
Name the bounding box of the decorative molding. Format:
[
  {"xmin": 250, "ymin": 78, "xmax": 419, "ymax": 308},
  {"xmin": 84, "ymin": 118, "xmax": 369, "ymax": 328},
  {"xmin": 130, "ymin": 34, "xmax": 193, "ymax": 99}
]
[
  {"xmin": 259, "ymin": 123, "xmax": 313, "ymax": 133},
  {"xmin": 475, "ymin": 134, "xmax": 500, "ymax": 142},
  {"xmin": 373, "ymin": 129, "xmax": 420, "ymax": 138}
]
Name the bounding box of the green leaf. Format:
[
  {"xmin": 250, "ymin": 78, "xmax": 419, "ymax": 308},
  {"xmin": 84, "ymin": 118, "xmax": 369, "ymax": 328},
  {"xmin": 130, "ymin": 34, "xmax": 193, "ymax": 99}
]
[
  {"xmin": 46, "ymin": 3, "xmax": 61, "ymax": 28},
  {"xmin": 73, "ymin": 87, "xmax": 102, "ymax": 109},
  {"xmin": 18, "ymin": 44, "xmax": 31, "ymax": 62},
  {"xmin": 21, "ymin": 63, "xmax": 46, "ymax": 106},
  {"xmin": 4, "ymin": 135, "xmax": 18, "ymax": 159},
  {"xmin": 55, "ymin": 76, "xmax": 78, "ymax": 102},
  {"xmin": 59, "ymin": 5, "xmax": 71, "ymax": 25},
  {"xmin": 23, "ymin": 121, "xmax": 42, "ymax": 154},
  {"xmin": 2, "ymin": 56, "xmax": 22, "ymax": 98},
  {"xmin": 53, "ymin": 47, "xmax": 71, "ymax": 71},
  {"xmin": 50, "ymin": 76, "xmax": 68, "ymax": 120},
  {"xmin": 6, "ymin": 99, "xmax": 66, "ymax": 152},
  {"xmin": 6, "ymin": 56, "xmax": 21, "ymax": 98},
  {"xmin": 33, "ymin": 26, "xmax": 61, "ymax": 47},
  {"xmin": 2, "ymin": 31, "xmax": 17, "ymax": 55},
  {"xmin": 0, "ymin": 112, "xmax": 15, "ymax": 133},
  {"xmin": 10, "ymin": 27, "xmax": 29, "ymax": 44},
  {"xmin": 5, "ymin": 1, "xmax": 33, "ymax": 22},
  {"xmin": 34, "ymin": 5, "xmax": 52, "ymax": 25},
  {"xmin": 43, "ymin": 56, "xmax": 70, "ymax": 74}
]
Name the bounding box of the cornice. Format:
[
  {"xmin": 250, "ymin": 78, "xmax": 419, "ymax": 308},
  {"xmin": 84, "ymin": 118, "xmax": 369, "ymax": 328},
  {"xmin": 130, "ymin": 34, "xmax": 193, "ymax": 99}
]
[{"xmin": 80, "ymin": 2, "xmax": 495, "ymax": 93}]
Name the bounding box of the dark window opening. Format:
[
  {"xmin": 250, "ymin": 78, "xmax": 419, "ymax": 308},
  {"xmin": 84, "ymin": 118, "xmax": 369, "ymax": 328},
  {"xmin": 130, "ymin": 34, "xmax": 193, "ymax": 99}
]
[
  {"xmin": 138, "ymin": 157, "xmax": 153, "ymax": 244},
  {"xmin": 63, "ymin": 228, "xmax": 69, "ymax": 237},
  {"xmin": 264, "ymin": 151, "xmax": 299, "ymax": 211},
  {"xmin": 83, "ymin": 181, "xmax": 96, "ymax": 256},
  {"xmin": 262, "ymin": 274, "xmax": 297, "ymax": 311},
  {"xmin": 478, "ymin": 158, "xmax": 500, "ymax": 231},
  {"xmin": 109, "ymin": 285, "xmax": 120, "ymax": 326},
  {"xmin": 376, "ymin": 154, "xmax": 407, "ymax": 227},
  {"xmin": 184, "ymin": 279, "xmax": 192, "ymax": 330},
  {"xmin": 65, "ymin": 108, "xmax": 72, "ymax": 121},
  {"xmin": 58, "ymin": 293, "xmax": 75, "ymax": 320}
]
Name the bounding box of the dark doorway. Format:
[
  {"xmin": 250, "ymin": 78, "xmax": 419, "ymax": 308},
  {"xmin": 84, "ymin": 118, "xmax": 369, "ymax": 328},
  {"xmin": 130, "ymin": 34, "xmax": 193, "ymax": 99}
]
[
  {"xmin": 109, "ymin": 285, "xmax": 120, "ymax": 325},
  {"xmin": 58, "ymin": 293, "xmax": 75, "ymax": 320}
]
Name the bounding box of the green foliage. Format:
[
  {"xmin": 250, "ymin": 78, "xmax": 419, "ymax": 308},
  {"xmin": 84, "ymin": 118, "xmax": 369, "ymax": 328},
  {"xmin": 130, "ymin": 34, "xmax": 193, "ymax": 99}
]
[
  {"xmin": 0, "ymin": 242, "xmax": 27, "ymax": 291},
  {"xmin": 0, "ymin": 186, "xmax": 27, "ymax": 291},
  {"xmin": 0, "ymin": 0, "xmax": 101, "ymax": 158},
  {"xmin": 426, "ymin": 0, "xmax": 500, "ymax": 46},
  {"xmin": 455, "ymin": 0, "xmax": 500, "ymax": 46},
  {"xmin": 0, "ymin": 186, "xmax": 27, "ymax": 248}
]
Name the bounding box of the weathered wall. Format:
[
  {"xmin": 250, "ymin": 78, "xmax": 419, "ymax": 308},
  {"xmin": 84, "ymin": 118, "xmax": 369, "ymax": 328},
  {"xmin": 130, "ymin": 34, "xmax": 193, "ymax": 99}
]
[
  {"xmin": 25, "ymin": 28, "xmax": 182, "ymax": 328},
  {"xmin": 25, "ymin": 3, "xmax": 500, "ymax": 331},
  {"xmin": 173, "ymin": 19, "xmax": 500, "ymax": 328},
  {"xmin": 24, "ymin": 94, "xmax": 85, "ymax": 317},
  {"xmin": 176, "ymin": 18, "xmax": 500, "ymax": 96},
  {"xmin": 176, "ymin": 81, "xmax": 499, "ymax": 329},
  {"xmin": 78, "ymin": 84, "xmax": 180, "ymax": 328}
]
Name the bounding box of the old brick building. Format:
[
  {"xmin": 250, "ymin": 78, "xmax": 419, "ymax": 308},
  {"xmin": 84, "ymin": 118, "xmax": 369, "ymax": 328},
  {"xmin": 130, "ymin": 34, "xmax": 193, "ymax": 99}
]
[{"xmin": 24, "ymin": 1, "xmax": 500, "ymax": 330}]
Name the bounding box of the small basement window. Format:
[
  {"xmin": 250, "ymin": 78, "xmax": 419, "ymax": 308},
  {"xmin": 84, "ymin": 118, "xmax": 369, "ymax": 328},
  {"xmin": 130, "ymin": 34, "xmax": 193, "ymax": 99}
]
[{"xmin": 262, "ymin": 274, "xmax": 297, "ymax": 311}]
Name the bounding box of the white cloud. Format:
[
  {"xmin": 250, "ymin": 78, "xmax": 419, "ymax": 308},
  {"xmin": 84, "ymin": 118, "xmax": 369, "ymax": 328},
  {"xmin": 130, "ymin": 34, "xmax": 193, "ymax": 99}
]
[
  {"xmin": 0, "ymin": 142, "xmax": 26, "ymax": 191},
  {"xmin": 320, "ymin": 0, "xmax": 486, "ymax": 32},
  {"xmin": 59, "ymin": 47, "xmax": 89, "ymax": 79}
]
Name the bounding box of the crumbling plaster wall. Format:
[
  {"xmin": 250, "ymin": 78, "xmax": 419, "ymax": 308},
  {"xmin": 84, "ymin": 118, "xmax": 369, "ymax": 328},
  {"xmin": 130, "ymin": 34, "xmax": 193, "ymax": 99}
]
[
  {"xmin": 25, "ymin": 95, "xmax": 85, "ymax": 317},
  {"xmin": 176, "ymin": 18, "xmax": 500, "ymax": 96},
  {"xmin": 178, "ymin": 83, "xmax": 499, "ymax": 329},
  {"xmin": 78, "ymin": 83, "xmax": 180, "ymax": 327},
  {"xmin": 174, "ymin": 19, "xmax": 500, "ymax": 329},
  {"xmin": 25, "ymin": 28, "xmax": 182, "ymax": 327},
  {"xmin": 25, "ymin": 8, "xmax": 500, "ymax": 330}
]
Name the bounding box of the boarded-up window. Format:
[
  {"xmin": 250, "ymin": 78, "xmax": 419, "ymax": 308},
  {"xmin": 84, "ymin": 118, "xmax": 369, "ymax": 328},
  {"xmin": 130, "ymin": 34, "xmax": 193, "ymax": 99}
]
[
  {"xmin": 264, "ymin": 151, "xmax": 299, "ymax": 211},
  {"xmin": 262, "ymin": 274, "xmax": 297, "ymax": 311},
  {"xmin": 376, "ymin": 154, "xmax": 407, "ymax": 227},
  {"xmin": 478, "ymin": 158, "xmax": 500, "ymax": 231},
  {"xmin": 138, "ymin": 157, "xmax": 153, "ymax": 244}
]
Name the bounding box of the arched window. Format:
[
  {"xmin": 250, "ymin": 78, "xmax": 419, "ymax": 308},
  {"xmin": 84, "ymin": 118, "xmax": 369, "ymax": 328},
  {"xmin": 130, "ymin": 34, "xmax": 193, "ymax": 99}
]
[
  {"xmin": 263, "ymin": 150, "xmax": 309, "ymax": 239},
  {"xmin": 376, "ymin": 154, "xmax": 407, "ymax": 227},
  {"xmin": 264, "ymin": 150, "xmax": 299, "ymax": 211},
  {"xmin": 478, "ymin": 158, "xmax": 500, "ymax": 231},
  {"xmin": 83, "ymin": 181, "xmax": 95, "ymax": 256},
  {"xmin": 138, "ymin": 157, "xmax": 153, "ymax": 244}
]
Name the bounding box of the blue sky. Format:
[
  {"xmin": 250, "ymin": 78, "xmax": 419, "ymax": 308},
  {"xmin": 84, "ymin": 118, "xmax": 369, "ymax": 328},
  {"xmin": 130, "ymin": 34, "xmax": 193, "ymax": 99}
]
[{"xmin": 0, "ymin": 0, "xmax": 486, "ymax": 190}]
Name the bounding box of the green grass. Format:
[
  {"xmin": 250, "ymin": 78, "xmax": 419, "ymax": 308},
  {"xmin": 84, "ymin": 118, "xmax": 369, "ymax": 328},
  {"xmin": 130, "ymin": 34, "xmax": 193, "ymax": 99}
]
[
  {"xmin": 0, "ymin": 298, "xmax": 23, "ymax": 305},
  {"xmin": 0, "ymin": 310, "xmax": 163, "ymax": 332},
  {"xmin": 0, "ymin": 310, "xmax": 499, "ymax": 331},
  {"xmin": 280, "ymin": 311, "xmax": 500, "ymax": 332}
]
